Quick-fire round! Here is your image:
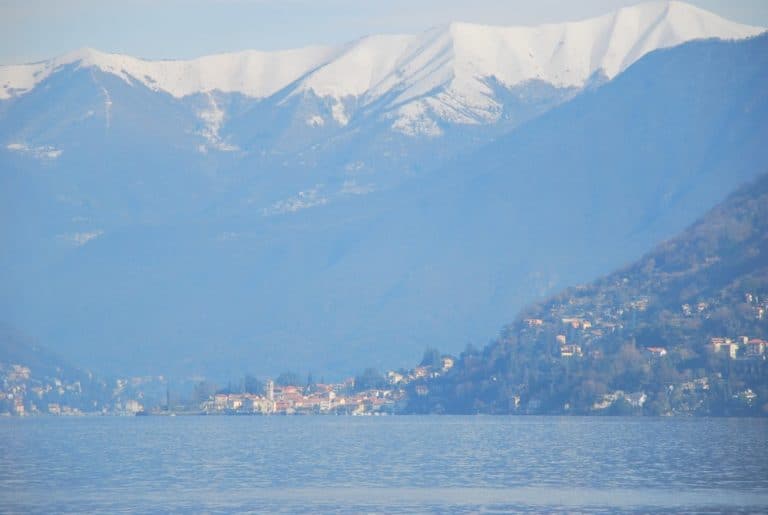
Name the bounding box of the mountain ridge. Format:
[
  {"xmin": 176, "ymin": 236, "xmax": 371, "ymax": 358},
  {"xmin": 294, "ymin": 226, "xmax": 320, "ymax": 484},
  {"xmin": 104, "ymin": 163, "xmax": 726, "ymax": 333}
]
[{"xmin": 2, "ymin": 1, "xmax": 763, "ymax": 134}]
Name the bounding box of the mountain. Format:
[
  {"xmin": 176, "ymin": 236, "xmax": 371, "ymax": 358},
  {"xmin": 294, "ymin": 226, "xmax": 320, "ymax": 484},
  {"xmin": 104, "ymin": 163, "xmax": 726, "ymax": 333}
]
[
  {"xmin": 1, "ymin": 3, "xmax": 767, "ymax": 378},
  {"xmin": 2, "ymin": 2, "xmax": 761, "ymax": 136},
  {"xmin": 1, "ymin": 2, "xmax": 761, "ymax": 207},
  {"xmin": 406, "ymin": 173, "xmax": 768, "ymax": 415},
  {"xmin": 0, "ymin": 2, "xmax": 762, "ymax": 182}
]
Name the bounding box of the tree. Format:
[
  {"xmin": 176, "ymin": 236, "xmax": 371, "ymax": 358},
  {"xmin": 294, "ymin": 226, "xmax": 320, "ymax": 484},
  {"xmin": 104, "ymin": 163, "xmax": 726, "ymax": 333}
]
[
  {"xmin": 244, "ymin": 375, "xmax": 264, "ymax": 395},
  {"xmin": 193, "ymin": 381, "xmax": 216, "ymax": 403},
  {"xmin": 419, "ymin": 347, "xmax": 441, "ymax": 368},
  {"xmin": 354, "ymin": 368, "xmax": 386, "ymax": 391},
  {"xmin": 275, "ymin": 371, "xmax": 301, "ymax": 386}
]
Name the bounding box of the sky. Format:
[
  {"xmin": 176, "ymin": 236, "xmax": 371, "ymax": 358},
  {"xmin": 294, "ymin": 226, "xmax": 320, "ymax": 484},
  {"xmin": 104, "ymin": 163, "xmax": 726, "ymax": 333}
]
[{"xmin": 2, "ymin": 0, "xmax": 768, "ymax": 64}]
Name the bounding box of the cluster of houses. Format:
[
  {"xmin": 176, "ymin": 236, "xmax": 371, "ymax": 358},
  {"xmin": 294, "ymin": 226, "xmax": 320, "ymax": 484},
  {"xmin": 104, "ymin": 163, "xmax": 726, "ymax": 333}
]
[
  {"xmin": 683, "ymin": 292, "xmax": 767, "ymax": 321},
  {"xmin": 201, "ymin": 380, "xmax": 401, "ymax": 415},
  {"xmin": 523, "ymin": 298, "xmax": 635, "ymax": 359},
  {"xmin": 202, "ymin": 385, "xmax": 399, "ymax": 416},
  {"xmin": 550, "ymin": 326, "xmax": 766, "ymax": 363},
  {"xmin": 593, "ymin": 390, "xmax": 647, "ymax": 410},
  {"xmin": 0, "ymin": 364, "xmax": 91, "ymax": 416},
  {"xmin": 0, "ymin": 365, "xmax": 31, "ymax": 415},
  {"xmin": 710, "ymin": 336, "xmax": 767, "ymax": 359},
  {"xmin": 524, "ymin": 317, "xmax": 595, "ymax": 358},
  {"xmin": 201, "ymin": 359, "xmax": 457, "ymax": 416},
  {"xmin": 743, "ymin": 292, "xmax": 767, "ymax": 320},
  {"xmin": 203, "ymin": 379, "xmax": 381, "ymax": 415},
  {"xmin": 521, "ymin": 287, "xmax": 767, "ymax": 365}
]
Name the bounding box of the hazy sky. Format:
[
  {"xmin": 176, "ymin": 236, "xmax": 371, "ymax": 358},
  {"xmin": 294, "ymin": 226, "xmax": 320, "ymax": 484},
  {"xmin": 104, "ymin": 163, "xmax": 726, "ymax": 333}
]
[{"xmin": 2, "ymin": 0, "xmax": 767, "ymax": 64}]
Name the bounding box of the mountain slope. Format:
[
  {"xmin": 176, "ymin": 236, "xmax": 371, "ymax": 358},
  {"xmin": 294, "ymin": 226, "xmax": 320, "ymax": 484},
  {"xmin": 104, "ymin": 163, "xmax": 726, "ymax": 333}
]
[
  {"xmin": 407, "ymin": 173, "xmax": 768, "ymax": 415},
  {"xmin": 3, "ymin": 34, "xmax": 765, "ymax": 378},
  {"xmin": 0, "ymin": 2, "xmax": 762, "ymax": 223}
]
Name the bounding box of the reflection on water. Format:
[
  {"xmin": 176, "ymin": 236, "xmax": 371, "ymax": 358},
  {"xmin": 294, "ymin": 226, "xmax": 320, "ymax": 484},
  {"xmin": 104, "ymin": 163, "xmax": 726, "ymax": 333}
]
[{"xmin": 1, "ymin": 416, "xmax": 766, "ymax": 513}]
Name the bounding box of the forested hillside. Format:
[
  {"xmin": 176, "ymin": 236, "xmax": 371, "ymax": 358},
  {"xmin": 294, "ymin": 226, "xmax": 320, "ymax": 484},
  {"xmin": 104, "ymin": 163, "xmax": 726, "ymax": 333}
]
[{"xmin": 408, "ymin": 173, "xmax": 768, "ymax": 415}]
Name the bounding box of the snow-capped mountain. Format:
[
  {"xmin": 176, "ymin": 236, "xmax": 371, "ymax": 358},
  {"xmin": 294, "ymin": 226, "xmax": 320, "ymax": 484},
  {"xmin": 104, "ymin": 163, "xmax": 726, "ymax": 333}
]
[
  {"xmin": 294, "ymin": 0, "xmax": 764, "ymax": 134},
  {"xmin": 1, "ymin": 2, "xmax": 767, "ymax": 378},
  {"xmin": 1, "ymin": 1, "xmax": 763, "ymax": 136},
  {"xmin": 0, "ymin": 45, "xmax": 338, "ymax": 100}
]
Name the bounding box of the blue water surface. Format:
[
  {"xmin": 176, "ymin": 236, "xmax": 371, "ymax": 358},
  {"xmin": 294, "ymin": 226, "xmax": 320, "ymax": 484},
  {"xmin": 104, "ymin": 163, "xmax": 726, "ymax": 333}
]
[{"xmin": 1, "ymin": 416, "xmax": 766, "ymax": 513}]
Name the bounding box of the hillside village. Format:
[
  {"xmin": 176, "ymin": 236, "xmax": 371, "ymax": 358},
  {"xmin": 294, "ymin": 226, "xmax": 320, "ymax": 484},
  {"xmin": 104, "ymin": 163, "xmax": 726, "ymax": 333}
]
[
  {"xmin": 511, "ymin": 286, "xmax": 767, "ymax": 413},
  {"xmin": 404, "ymin": 287, "xmax": 767, "ymax": 416},
  {"xmin": 519, "ymin": 288, "xmax": 767, "ymax": 363}
]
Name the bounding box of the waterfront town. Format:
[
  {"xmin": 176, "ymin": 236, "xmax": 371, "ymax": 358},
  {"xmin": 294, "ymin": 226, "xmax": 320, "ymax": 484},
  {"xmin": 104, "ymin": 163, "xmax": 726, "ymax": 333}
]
[
  {"xmin": 0, "ymin": 356, "xmax": 457, "ymax": 416},
  {"xmin": 2, "ymin": 328, "xmax": 765, "ymax": 416}
]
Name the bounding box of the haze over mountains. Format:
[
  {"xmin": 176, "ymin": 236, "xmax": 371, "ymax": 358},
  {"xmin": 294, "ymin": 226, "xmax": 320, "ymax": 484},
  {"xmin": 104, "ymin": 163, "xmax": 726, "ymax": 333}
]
[{"xmin": 1, "ymin": 2, "xmax": 766, "ymax": 378}]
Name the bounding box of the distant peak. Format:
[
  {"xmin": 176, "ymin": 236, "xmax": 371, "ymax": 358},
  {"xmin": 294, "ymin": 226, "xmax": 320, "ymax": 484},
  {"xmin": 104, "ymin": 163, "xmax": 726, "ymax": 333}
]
[
  {"xmin": 0, "ymin": 0, "xmax": 763, "ymax": 103},
  {"xmin": 59, "ymin": 47, "xmax": 110, "ymax": 64}
]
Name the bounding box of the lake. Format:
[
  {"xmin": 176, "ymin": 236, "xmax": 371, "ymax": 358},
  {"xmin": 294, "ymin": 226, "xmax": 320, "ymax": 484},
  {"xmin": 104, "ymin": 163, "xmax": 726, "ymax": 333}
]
[{"xmin": 1, "ymin": 416, "xmax": 767, "ymax": 513}]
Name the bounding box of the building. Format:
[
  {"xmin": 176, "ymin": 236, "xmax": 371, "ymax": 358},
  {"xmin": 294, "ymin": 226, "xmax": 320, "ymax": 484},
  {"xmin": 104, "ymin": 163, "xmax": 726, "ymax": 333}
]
[
  {"xmin": 560, "ymin": 344, "xmax": 582, "ymax": 358},
  {"xmin": 266, "ymin": 379, "xmax": 274, "ymax": 402},
  {"xmin": 214, "ymin": 394, "xmax": 228, "ymax": 411},
  {"xmin": 124, "ymin": 399, "xmax": 144, "ymax": 414},
  {"xmin": 711, "ymin": 337, "xmax": 739, "ymax": 358},
  {"xmin": 561, "ymin": 317, "xmax": 581, "ymax": 328},
  {"xmin": 645, "ymin": 347, "xmax": 668, "ymax": 358},
  {"xmin": 746, "ymin": 339, "xmax": 766, "ymax": 357},
  {"xmin": 593, "ymin": 390, "xmax": 646, "ymax": 410},
  {"xmin": 625, "ymin": 392, "xmax": 647, "ymax": 408}
]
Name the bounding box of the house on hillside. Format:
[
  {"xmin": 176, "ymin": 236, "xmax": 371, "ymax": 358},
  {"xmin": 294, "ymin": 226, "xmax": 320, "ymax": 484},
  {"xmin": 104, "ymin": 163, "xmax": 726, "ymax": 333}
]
[
  {"xmin": 745, "ymin": 339, "xmax": 766, "ymax": 358},
  {"xmin": 711, "ymin": 337, "xmax": 739, "ymax": 359},
  {"xmin": 560, "ymin": 344, "xmax": 582, "ymax": 358},
  {"xmin": 645, "ymin": 347, "xmax": 668, "ymax": 358}
]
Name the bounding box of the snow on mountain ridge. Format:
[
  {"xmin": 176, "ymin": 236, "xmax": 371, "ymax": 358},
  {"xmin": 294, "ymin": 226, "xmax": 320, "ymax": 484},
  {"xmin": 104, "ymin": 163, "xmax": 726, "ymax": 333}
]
[
  {"xmin": 0, "ymin": 1, "xmax": 763, "ymax": 134},
  {"xmin": 372, "ymin": 1, "xmax": 765, "ymax": 133},
  {"xmin": 292, "ymin": 34, "xmax": 415, "ymax": 99},
  {"xmin": 0, "ymin": 45, "xmax": 338, "ymax": 100}
]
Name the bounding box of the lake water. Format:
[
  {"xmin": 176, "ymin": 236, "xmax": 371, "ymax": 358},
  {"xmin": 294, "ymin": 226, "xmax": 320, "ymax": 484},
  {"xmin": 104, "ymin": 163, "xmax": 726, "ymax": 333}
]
[{"xmin": 1, "ymin": 416, "xmax": 767, "ymax": 513}]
